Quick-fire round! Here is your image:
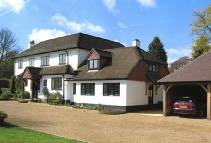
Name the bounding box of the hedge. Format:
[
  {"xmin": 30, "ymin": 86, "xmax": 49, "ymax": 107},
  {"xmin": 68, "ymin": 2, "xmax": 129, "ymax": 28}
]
[{"xmin": 0, "ymin": 79, "xmax": 10, "ymax": 88}]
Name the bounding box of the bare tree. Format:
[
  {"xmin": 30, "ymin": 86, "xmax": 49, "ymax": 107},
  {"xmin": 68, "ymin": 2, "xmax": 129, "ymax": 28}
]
[{"xmin": 0, "ymin": 28, "xmax": 18, "ymax": 63}]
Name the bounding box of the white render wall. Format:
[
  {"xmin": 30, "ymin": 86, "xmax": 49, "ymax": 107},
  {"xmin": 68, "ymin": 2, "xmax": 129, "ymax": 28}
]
[
  {"xmin": 69, "ymin": 80, "xmax": 127, "ymax": 106},
  {"xmin": 154, "ymin": 85, "xmax": 163, "ymax": 104},
  {"xmin": 126, "ymin": 80, "xmax": 148, "ymax": 106},
  {"xmin": 14, "ymin": 48, "xmax": 89, "ymax": 76}
]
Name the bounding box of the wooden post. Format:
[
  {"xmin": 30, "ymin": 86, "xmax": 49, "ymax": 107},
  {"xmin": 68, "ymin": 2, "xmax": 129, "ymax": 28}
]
[
  {"xmin": 207, "ymin": 84, "xmax": 211, "ymax": 120},
  {"xmin": 21, "ymin": 80, "xmax": 24, "ymax": 99},
  {"xmin": 163, "ymin": 85, "xmax": 167, "ymax": 116}
]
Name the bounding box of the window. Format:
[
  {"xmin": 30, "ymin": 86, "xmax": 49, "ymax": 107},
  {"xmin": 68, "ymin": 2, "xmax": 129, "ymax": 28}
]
[
  {"xmin": 73, "ymin": 83, "xmax": 76, "ymax": 94},
  {"xmin": 88, "ymin": 60, "xmax": 98, "ymax": 70},
  {"xmin": 24, "ymin": 80, "xmax": 28, "ymax": 86},
  {"xmin": 41, "ymin": 56, "xmax": 49, "ymax": 66},
  {"xmin": 43, "ymin": 80, "xmax": 47, "ymax": 86},
  {"xmin": 18, "ymin": 60, "xmax": 22, "ymax": 69},
  {"xmin": 51, "ymin": 78, "xmax": 62, "ymax": 90},
  {"xmin": 81, "ymin": 83, "xmax": 95, "ymax": 95},
  {"xmin": 29, "ymin": 58, "xmax": 35, "ymax": 67},
  {"xmin": 103, "ymin": 83, "xmax": 120, "ymax": 96},
  {"xmin": 146, "ymin": 64, "xmax": 159, "ymax": 73},
  {"xmin": 59, "ymin": 53, "xmax": 66, "ymax": 64}
]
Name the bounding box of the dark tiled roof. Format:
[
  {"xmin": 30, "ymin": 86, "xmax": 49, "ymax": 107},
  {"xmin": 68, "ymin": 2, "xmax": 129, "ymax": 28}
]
[
  {"xmin": 94, "ymin": 49, "xmax": 112, "ymax": 59},
  {"xmin": 74, "ymin": 47, "xmax": 141, "ymax": 80},
  {"xmin": 14, "ymin": 33, "xmax": 124, "ymax": 58},
  {"xmin": 158, "ymin": 50, "xmax": 211, "ymax": 84},
  {"xmin": 40, "ymin": 65, "xmax": 75, "ymax": 75},
  {"xmin": 137, "ymin": 48, "xmax": 166, "ymax": 64}
]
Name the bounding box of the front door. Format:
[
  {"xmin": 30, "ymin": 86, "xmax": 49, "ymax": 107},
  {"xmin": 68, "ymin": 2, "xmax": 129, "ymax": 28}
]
[
  {"xmin": 148, "ymin": 84, "xmax": 154, "ymax": 108},
  {"xmin": 33, "ymin": 80, "xmax": 40, "ymax": 99}
]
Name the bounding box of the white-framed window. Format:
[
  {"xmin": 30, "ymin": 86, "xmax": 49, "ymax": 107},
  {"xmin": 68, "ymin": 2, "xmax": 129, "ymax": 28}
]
[
  {"xmin": 29, "ymin": 58, "xmax": 35, "ymax": 67},
  {"xmin": 88, "ymin": 60, "xmax": 99, "ymax": 70},
  {"xmin": 41, "ymin": 56, "xmax": 49, "ymax": 66},
  {"xmin": 59, "ymin": 53, "xmax": 66, "ymax": 65},
  {"xmin": 18, "ymin": 60, "xmax": 22, "ymax": 69}
]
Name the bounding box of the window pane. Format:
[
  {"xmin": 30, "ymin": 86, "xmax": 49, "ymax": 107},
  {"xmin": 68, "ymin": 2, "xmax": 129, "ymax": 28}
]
[
  {"xmin": 63, "ymin": 54, "xmax": 66, "ymax": 63},
  {"xmin": 93, "ymin": 60, "xmax": 98, "ymax": 68},
  {"xmin": 103, "ymin": 84, "xmax": 108, "ymax": 95},
  {"xmin": 81, "ymin": 84, "xmax": 85, "ymax": 95},
  {"xmin": 89, "ymin": 60, "xmax": 93, "ymax": 69},
  {"xmin": 47, "ymin": 57, "xmax": 49, "ymax": 65},
  {"xmin": 73, "ymin": 83, "xmax": 76, "ymax": 94},
  {"xmin": 90, "ymin": 84, "xmax": 95, "ymax": 95},
  {"xmin": 114, "ymin": 83, "xmax": 120, "ymax": 96},
  {"xmin": 149, "ymin": 65, "xmax": 152, "ymax": 71},
  {"xmin": 86, "ymin": 84, "xmax": 91, "ymax": 95},
  {"xmin": 109, "ymin": 84, "xmax": 114, "ymax": 95}
]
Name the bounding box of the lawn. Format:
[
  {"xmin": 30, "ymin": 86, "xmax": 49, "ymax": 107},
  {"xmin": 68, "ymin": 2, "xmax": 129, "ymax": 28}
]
[{"xmin": 0, "ymin": 123, "xmax": 83, "ymax": 143}]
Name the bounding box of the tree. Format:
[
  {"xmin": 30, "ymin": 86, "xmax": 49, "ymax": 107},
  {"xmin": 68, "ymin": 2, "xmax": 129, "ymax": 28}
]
[
  {"xmin": 190, "ymin": 4, "xmax": 211, "ymax": 59},
  {"xmin": 10, "ymin": 75, "xmax": 15, "ymax": 94},
  {"xmin": 148, "ymin": 36, "xmax": 167, "ymax": 63},
  {"xmin": 191, "ymin": 36, "xmax": 211, "ymax": 60},
  {"xmin": 0, "ymin": 28, "xmax": 18, "ymax": 64}
]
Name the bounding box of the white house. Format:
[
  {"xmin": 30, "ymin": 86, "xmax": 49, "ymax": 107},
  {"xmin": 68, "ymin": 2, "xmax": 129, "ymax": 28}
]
[{"xmin": 13, "ymin": 33, "xmax": 168, "ymax": 111}]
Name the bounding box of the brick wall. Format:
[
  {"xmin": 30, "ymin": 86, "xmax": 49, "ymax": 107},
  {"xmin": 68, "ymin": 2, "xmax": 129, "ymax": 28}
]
[{"xmin": 127, "ymin": 61, "xmax": 146, "ymax": 81}]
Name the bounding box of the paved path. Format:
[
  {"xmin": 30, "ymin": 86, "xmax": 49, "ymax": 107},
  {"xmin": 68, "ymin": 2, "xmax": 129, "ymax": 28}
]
[{"xmin": 0, "ymin": 101, "xmax": 211, "ymax": 143}]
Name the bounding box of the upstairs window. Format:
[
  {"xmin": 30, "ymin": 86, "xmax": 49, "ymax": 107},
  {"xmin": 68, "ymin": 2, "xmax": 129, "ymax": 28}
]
[
  {"xmin": 29, "ymin": 58, "xmax": 35, "ymax": 67},
  {"xmin": 146, "ymin": 64, "xmax": 159, "ymax": 73},
  {"xmin": 41, "ymin": 56, "xmax": 49, "ymax": 66},
  {"xmin": 18, "ymin": 60, "xmax": 22, "ymax": 69},
  {"xmin": 88, "ymin": 60, "xmax": 99, "ymax": 70},
  {"xmin": 59, "ymin": 53, "xmax": 66, "ymax": 65}
]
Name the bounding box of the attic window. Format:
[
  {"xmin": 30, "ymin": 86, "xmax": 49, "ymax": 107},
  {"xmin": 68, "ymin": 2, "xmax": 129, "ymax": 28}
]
[{"xmin": 88, "ymin": 60, "xmax": 99, "ymax": 70}]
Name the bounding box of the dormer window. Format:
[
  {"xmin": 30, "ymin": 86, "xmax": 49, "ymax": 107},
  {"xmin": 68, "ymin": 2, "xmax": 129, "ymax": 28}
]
[{"xmin": 88, "ymin": 60, "xmax": 99, "ymax": 70}]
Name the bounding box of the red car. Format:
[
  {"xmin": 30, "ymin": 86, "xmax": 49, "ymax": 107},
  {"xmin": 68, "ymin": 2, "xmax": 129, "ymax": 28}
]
[{"xmin": 173, "ymin": 95, "xmax": 206, "ymax": 117}]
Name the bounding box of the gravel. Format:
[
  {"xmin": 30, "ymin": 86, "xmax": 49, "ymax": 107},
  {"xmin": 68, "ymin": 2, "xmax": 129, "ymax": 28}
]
[{"xmin": 0, "ymin": 101, "xmax": 211, "ymax": 143}]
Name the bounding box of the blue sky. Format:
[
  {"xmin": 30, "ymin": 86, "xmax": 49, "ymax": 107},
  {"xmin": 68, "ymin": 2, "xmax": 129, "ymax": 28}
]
[{"xmin": 0, "ymin": 0, "xmax": 210, "ymax": 64}]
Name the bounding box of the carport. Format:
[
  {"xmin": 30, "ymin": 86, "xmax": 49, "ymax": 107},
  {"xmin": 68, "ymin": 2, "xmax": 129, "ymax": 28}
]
[{"xmin": 158, "ymin": 51, "xmax": 211, "ymax": 120}]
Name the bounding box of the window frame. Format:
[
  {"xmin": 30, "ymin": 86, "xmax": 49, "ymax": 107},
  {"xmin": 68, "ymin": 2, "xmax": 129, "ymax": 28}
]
[
  {"xmin": 29, "ymin": 58, "xmax": 35, "ymax": 67},
  {"xmin": 88, "ymin": 59, "xmax": 99, "ymax": 70},
  {"xmin": 103, "ymin": 83, "xmax": 120, "ymax": 96},
  {"xmin": 43, "ymin": 79, "xmax": 47, "ymax": 86},
  {"xmin": 81, "ymin": 83, "xmax": 95, "ymax": 96},
  {"xmin": 51, "ymin": 78, "xmax": 62, "ymax": 90},
  {"xmin": 18, "ymin": 60, "xmax": 23, "ymax": 69},
  {"xmin": 73, "ymin": 83, "xmax": 76, "ymax": 94},
  {"xmin": 59, "ymin": 53, "xmax": 66, "ymax": 65},
  {"xmin": 24, "ymin": 80, "xmax": 28, "ymax": 86},
  {"xmin": 41, "ymin": 56, "xmax": 50, "ymax": 66},
  {"xmin": 146, "ymin": 64, "xmax": 159, "ymax": 73}
]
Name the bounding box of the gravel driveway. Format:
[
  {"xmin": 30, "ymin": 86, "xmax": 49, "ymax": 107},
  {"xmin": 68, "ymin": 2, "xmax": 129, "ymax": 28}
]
[{"xmin": 0, "ymin": 101, "xmax": 211, "ymax": 143}]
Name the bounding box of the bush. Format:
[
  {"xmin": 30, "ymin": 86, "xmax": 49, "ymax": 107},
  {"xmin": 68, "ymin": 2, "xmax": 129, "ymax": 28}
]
[
  {"xmin": 0, "ymin": 79, "xmax": 10, "ymax": 88},
  {"xmin": 15, "ymin": 77, "xmax": 22, "ymax": 92},
  {"xmin": 10, "ymin": 75, "xmax": 15, "ymax": 94},
  {"xmin": 0, "ymin": 88, "xmax": 10, "ymax": 95},
  {"xmin": 17, "ymin": 91, "xmax": 30, "ymax": 99},
  {"xmin": 0, "ymin": 91, "xmax": 14, "ymax": 99},
  {"xmin": 49, "ymin": 91, "xmax": 63, "ymax": 104},
  {"xmin": 0, "ymin": 111, "xmax": 8, "ymax": 119}
]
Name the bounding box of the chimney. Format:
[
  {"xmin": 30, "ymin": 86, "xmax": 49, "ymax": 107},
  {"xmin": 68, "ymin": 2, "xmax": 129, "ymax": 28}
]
[
  {"xmin": 132, "ymin": 39, "xmax": 140, "ymax": 47},
  {"xmin": 28, "ymin": 40, "xmax": 35, "ymax": 49}
]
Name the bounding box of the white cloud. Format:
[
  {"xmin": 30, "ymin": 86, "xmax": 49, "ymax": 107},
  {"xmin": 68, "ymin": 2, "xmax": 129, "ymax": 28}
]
[
  {"xmin": 0, "ymin": 0, "xmax": 26, "ymax": 16},
  {"xmin": 102, "ymin": 0, "xmax": 118, "ymax": 14},
  {"xmin": 118, "ymin": 22, "xmax": 127, "ymax": 28},
  {"xmin": 167, "ymin": 46, "xmax": 191, "ymax": 64},
  {"xmin": 137, "ymin": 0, "xmax": 157, "ymax": 8},
  {"xmin": 51, "ymin": 13, "xmax": 105, "ymax": 33},
  {"xmin": 28, "ymin": 28, "xmax": 67, "ymax": 43}
]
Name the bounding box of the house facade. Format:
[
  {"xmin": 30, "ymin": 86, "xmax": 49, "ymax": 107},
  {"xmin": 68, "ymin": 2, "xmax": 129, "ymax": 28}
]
[{"xmin": 14, "ymin": 33, "xmax": 168, "ymax": 111}]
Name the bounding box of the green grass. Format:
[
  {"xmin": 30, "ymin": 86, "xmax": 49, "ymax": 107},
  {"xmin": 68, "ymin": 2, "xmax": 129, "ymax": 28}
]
[{"xmin": 0, "ymin": 123, "xmax": 83, "ymax": 143}]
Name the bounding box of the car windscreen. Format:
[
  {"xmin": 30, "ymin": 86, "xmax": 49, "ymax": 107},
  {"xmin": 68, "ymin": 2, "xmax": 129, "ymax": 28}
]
[{"xmin": 176, "ymin": 96, "xmax": 195, "ymax": 102}]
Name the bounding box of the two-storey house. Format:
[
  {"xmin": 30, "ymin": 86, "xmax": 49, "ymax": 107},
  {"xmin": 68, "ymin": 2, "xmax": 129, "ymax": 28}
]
[{"xmin": 13, "ymin": 33, "xmax": 168, "ymax": 111}]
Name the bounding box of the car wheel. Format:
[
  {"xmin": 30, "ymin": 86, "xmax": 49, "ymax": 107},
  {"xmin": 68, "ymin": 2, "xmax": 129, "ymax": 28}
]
[{"xmin": 198, "ymin": 109, "xmax": 204, "ymax": 118}]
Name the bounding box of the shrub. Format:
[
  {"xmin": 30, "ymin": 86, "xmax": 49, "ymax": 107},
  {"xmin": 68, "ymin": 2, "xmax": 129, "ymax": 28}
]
[
  {"xmin": 17, "ymin": 91, "xmax": 30, "ymax": 99},
  {"xmin": 15, "ymin": 77, "xmax": 22, "ymax": 92},
  {"xmin": 0, "ymin": 88, "xmax": 10, "ymax": 95},
  {"xmin": 0, "ymin": 111, "xmax": 8, "ymax": 119},
  {"xmin": 49, "ymin": 91, "xmax": 63, "ymax": 104},
  {"xmin": 0, "ymin": 91, "xmax": 14, "ymax": 99},
  {"xmin": 0, "ymin": 79, "xmax": 10, "ymax": 88},
  {"xmin": 10, "ymin": 75, "xmax": 15, "ymax": 94},
  {"xmin": 93, "ymin": 104, "xmax": 99, "ymax": 110}
]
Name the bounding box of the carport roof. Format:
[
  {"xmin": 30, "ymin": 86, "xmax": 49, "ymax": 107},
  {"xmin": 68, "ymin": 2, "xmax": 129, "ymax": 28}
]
[{"xmin": 158, "ymin": 50, "xmax": 211, "ymax": 84}]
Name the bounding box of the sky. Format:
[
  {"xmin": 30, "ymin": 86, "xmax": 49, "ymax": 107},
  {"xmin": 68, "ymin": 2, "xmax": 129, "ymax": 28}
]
[{"xmin": 0, "ymin": 0, "xmax": 210, "ymax": 64}]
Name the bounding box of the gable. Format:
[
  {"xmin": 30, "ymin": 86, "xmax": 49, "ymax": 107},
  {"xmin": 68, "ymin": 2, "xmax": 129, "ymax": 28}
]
[
  {"xmin": 88, "ymin": 52, "xmax": 100, "ymax": 60},
  {"xmin": 22, "ymin": 70, "xmax": 32, "ymax": 79}
]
